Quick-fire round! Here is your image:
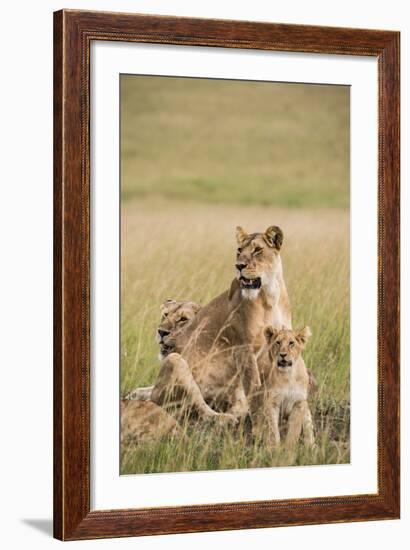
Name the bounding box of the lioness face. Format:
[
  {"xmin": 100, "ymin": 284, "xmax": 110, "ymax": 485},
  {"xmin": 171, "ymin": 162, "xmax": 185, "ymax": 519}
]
[
  {"xmin": 156, "ymin": 299, "xmax": 201, "ymax": 358},
  {"xmin": 264, "ymin": 326, "xmax": 311, "ymax": 370},
  {"xmin": 235, "ymin": 225, "xmax": 284, "ymax": 299}
]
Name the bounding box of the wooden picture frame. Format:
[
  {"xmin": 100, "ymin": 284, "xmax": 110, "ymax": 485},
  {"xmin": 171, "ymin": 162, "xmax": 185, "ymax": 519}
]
[{"xmin": 53, "ymin": 9, "xmax": 400, "ymax": 541}]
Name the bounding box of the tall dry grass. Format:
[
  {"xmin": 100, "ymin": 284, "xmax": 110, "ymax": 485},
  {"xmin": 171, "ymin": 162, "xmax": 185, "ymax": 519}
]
[
  {"xmin": 120, "ymin": 74, "xmax": 350, "ymax": 474},
  {"xmin": 120, "ymin": 199, "xmax": 350, "ymax": 474}
]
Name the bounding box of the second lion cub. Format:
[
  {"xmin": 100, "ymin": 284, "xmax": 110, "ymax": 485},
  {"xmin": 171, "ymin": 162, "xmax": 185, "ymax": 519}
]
[{"xmin": 254, "ymin": 326, "xmax": 315, "ymax": 449}]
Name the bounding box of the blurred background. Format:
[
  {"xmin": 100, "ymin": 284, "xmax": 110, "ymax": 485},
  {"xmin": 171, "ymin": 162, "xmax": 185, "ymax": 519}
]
[
  {"xmin": 121, "ymin": 76, "xmax": 349, "ymax": 207},
  {"xmin": 120, "ymin": 75, "xmax": 350, "ymax": 473}
]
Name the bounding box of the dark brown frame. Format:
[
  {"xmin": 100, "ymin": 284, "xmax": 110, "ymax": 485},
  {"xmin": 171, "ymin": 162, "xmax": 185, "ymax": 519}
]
[{"xmin": 54, "ymin": 9, "xmax": 400, "ymax": 541}]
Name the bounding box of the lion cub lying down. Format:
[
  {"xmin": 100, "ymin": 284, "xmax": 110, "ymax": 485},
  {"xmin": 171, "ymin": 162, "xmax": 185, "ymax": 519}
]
[
  {"xmin": 121, "ymin": 399, "xmax": 182, "ymax": 444},
  {"xmin": 254, "ymin": 326, "xmax": 315, "ymax": 449}
]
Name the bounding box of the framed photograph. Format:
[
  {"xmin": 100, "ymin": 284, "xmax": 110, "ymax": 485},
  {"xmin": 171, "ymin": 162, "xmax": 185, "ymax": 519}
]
[{"xmin": 54, "ymin": 9, "xmax": 400, "ymax": 540}]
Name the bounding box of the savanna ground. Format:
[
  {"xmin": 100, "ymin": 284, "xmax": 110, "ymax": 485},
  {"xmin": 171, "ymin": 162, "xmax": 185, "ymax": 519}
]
[{"xmin": 120, "ymin": 76, "xmax": 350, "ymax": 474}]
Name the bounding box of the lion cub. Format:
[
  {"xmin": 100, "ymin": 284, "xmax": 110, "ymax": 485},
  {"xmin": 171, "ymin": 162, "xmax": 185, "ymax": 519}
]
[
  {"xmin": 255, "ymin": 326, "xmax": 315, "ymax": 449},
  {"xmin": 121, "ymin": 399, "xmax": 182, "ymax": 444}
]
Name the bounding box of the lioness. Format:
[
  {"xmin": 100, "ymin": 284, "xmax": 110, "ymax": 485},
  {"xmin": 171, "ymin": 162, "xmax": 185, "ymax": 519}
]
[
  {"xmin": 156, "ymin": 299, "xmax": 202, "ymax": 359},
  {"xmin": 151, "ymin": 225, "xmax": 292, "ymax": 428},
  {"xmin": 254, "ymin": 326, "xmax": 315, "ymax": 449},
  {"xmin": 124, "ymin": 299, "xmax": 201, "ymax": 401}
]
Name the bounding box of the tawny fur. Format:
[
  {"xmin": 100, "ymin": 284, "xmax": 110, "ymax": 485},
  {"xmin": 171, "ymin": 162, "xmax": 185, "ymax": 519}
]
[
  {"xmin": 120, "ymin": 400, "xmax": 182, "ymax": 444},
  {"xmin": 253, "ymin": 326, "xmax": 315, "ymax": 449},
  {"xmin": 124, "ymin": 299, "xmax": 201, "ymax": 401},
  {"xmin": 150, "ymin": 226, "xmax": 292, "ymax": 429}
]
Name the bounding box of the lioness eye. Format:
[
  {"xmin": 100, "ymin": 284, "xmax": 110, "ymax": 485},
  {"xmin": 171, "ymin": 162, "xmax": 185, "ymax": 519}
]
[
  {"xmin": 179, "ymin": 316, "xmax": 188, "ymax": 323},
  {"xmin": 254, "ymin": 247, "xmax": 263, "ymax": 255},
  {"xmin": 275, "ymin": 341, "xmax": 280, "ymax": 347},
  {"xmin": 289, "ymin": 341, "xmax": 295, "ymax": 347},
  {"xmin": 237, "ymin": 248, "xmax": 242, "ymax": 254}
]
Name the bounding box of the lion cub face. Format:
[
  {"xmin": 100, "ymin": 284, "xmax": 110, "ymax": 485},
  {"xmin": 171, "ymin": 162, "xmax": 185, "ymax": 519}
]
[
  {"xmin": 264, "ymin": 326, "xmax": 311, "ymax": 370},
  {"xmin": 156, "ymin": 299, "xmax": 201, "ymax": 358},
  {"xmin": 235, "ymin": 225, "xmax": 284, "ymax": 299}
]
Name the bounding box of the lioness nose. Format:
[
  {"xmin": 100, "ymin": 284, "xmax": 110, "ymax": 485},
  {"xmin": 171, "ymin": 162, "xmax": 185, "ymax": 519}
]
[
  {"xmin": 280, "ymin": 353, "xmax": 287, "ymax": 358},
  {"xmin": 158, "ymin": 329, "xmax": 170, "ymax": 338},
  {"xmin": 236, "ymin": 263, "xmax": 247, "ymax": 272}
]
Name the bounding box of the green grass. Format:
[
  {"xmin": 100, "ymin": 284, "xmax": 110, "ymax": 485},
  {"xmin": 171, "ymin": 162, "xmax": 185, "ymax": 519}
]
[
  {"xmin": 121, "ymin": 76, "xmax": 350, "ymax": 208},
  {"xmin": 120, "ymin": 75, "xmax": 350, "ymax": 474}
]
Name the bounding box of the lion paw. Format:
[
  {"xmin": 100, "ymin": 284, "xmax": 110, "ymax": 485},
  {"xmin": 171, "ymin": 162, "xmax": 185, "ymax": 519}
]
[{"xmin": 210, "ymin": 412, "xmax": 238, "ymax": 427}]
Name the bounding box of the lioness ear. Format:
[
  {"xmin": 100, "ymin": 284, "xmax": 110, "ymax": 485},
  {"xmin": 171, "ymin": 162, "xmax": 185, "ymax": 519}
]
[
  {"xmin": 264, "ymin": 326, "xmax": 277, "ymax": 343},
  {"xmin": 236, "ymin": 226, "xmax": 248, "ymax": 245},
  {"xmin": 296, "ymin": 326, "xmax": 312, "ymax": 346},
  {"xmin": 190, "ymin": 302, "xmax": 202, "ymax": 314},
  {"xmin": 161, "ymin": 299, "xmax": 176, "ymax": 312},
  {"xmin": 263, "ymin": 226, "xmax": 284, "ymax": 250}
]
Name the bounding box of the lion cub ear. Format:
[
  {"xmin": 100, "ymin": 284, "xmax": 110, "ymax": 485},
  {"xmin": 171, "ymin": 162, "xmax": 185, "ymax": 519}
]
[
  {"xmin": 264, "ymin": 326, "xmax": 278, "ymax": 343},
  {"xmin": 236, "ymin": 226, "xmax": 248, "ymax": 245},
  {"xmin": 263, "ymin": 226, "xmax": 284, "ymax": 250},
  {"xmin": 296, "ymin": 326, "xmax": 312, "ymax": 347}
]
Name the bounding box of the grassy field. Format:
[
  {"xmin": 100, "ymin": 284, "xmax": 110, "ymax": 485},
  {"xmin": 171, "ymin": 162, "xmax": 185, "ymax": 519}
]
[
  {"xmin": 120, "ymin": 76, "xmax": 350, "ymax": 474},
  {"xmin": 121, "ymin": 76, "xmax": 349, "ymax": 208}
]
